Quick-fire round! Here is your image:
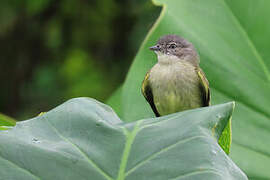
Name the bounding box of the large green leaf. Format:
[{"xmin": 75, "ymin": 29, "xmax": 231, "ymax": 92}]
[
  {"xmin": 107, "ymin": 86, "xmax": 123, "ymax": 119},
  {"xmin": 0, "ymin": 98, "xmax": 246, "ymax": 180},
  {"xmin": 113, "ymin": 0, "xmax": 270, "ymax": 179},
  {"xmin": 0, "ymin": 113, "xmax": 16, "ymax": 126}
]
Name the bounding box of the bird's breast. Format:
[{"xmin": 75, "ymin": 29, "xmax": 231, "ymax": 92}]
[{"xmin": 149, "ymin": 62, "xmax": 202, "ymax": 115}]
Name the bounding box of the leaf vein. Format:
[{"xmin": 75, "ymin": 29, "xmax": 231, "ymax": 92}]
[
  {"xmin": 0, "ymin": 156, "xmax": 40, "ymax": 180},
  {"xmin": 126, "ymin": 135, "xmax": 207, "ymax": 177},
  {"xmin": 168, "ymin": 169, "xmax": 222, "ymax": 180},
  {"xmin": 45, "ymin": 119, "xmax": 113, "ymax": 180},
  {"xmin": 233, "ymin": 141, "xmax": 270, "ymax": 159},
  {"xmin": 213, "ymin": 86, "xmax": 270, "ymax": 120},
  {"xmin": 221, "ymin": 0, "xmax": 270, "ymax": 81}
]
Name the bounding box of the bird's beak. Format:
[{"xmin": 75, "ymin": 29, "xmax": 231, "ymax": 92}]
[{"xmin": 149, "ymin": 45, "xmax": 160, "ymax": 51}]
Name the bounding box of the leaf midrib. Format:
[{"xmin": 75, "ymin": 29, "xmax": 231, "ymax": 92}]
[
  {"xmin": 117, "ymin": 121, "xmax": 142, "ymax": 180},
  {"xmin": 117, "ymin": 122, "xmax": 223, "ymax": 180}
]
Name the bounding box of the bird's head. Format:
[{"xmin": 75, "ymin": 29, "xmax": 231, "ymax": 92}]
[{"xmin": 150, "ymin": 34, "xmax": 199, "ymax": 65}]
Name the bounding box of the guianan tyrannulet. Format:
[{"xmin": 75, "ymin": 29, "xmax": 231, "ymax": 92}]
[{"xmin": 142, "ymin": 34, "xmax": 210, "ymax": 116}]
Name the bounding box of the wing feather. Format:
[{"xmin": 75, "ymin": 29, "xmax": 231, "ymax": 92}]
[
  {"xmin": 197, "ymin": 68, "xmax": 211, "ymax": 106},
  {"xmin": 141, "ymin": 71, "xmax": 160, "ymax": 117}
]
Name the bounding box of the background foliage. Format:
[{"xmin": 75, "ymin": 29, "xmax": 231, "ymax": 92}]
[{"xmin": 0, "ymin": 0, "xmax": 160, "ymax": 119}]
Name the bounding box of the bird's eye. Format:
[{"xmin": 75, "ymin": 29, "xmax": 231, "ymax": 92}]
[{"xmin": 169, "ymin": 44, "xmax": 176, "ymax": 49}]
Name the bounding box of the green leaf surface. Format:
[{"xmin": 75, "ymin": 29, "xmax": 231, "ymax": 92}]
[
  {"xmin": 0, "ymin": 126, "xmax": 8, "ymax": 130},
  {"xmin": 0, "ymin": 113, "xmax": 16, "ymax": 126},
  {"xmin": 0, "ymin": 98, "xmax": 247, "ymax": 180},
  {"xmin": 114, "ymin": 0, "xmax": 270, "ymax": 178},
  {"xmin": 107, "ymin": 86, "xmax": 123, "ymax": 119}
]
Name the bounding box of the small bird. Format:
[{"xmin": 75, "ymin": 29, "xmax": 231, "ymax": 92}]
[{"xmin": 142, "ymin": 34, "xmax": 210, "ymax": 117}]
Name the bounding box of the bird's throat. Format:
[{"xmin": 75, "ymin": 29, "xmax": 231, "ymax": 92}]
[{"xmin": 156, "ymin": 53, "xmax": 181, "ymax": 65}]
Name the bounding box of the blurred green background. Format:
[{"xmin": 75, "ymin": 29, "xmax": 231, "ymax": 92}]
[{"xmin": 0, "ymin": 0, "xmax": 160, "ymax": 120}]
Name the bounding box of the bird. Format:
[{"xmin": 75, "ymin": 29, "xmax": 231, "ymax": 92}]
[{"xmin": 141, "ymin": 34, "xmax": 210, "ymax": 117}]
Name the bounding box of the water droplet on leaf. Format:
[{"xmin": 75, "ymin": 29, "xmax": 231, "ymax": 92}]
[
  {"xmin": 211, "ymin": 150, "xmax": 217, "ymax": 155},
  {"xmin": 216, "ymin": 114, "xmax": 222, "ymax": 119},
  {"xmin": 32, "ymin": 138, "xmax": 41, "ymax": 143}
]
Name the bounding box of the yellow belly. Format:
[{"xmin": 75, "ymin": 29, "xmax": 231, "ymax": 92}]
[
  {"xmin": 154, "ymin": 87, "xmax": 202, "ymax": 116},
  {"xmin": 149, "ymin": 62, "xmax": 203, "ymax": 116}
]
